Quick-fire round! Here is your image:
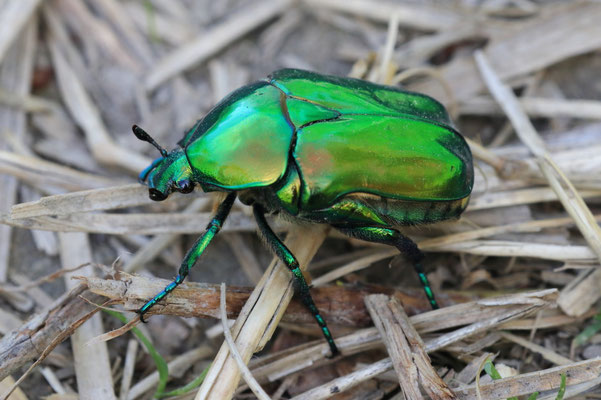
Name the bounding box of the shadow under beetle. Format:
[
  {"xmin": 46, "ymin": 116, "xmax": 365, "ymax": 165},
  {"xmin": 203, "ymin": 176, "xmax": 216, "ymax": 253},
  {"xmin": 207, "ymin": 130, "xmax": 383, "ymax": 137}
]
[{"xmin": 133, "ymin": 69, "xmax": 474, "ymax": 357}]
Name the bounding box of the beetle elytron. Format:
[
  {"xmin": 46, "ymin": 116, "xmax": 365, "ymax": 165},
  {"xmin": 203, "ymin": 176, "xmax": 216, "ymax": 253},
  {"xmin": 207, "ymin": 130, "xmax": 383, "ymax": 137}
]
[{"xmin": 133, "ymin": 69, "xmax": 474, "ymax": 357}]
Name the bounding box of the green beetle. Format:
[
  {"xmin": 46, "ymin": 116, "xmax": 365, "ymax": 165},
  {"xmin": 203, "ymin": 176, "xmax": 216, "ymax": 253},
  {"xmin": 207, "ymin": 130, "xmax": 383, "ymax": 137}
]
[{"xmin": 133, "ymin": 69, "xmax": 473, "ymax": 357}]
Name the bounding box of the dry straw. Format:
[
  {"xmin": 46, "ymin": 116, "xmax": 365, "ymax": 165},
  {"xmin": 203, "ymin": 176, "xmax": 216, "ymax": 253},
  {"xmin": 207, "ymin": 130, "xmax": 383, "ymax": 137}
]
[{"xmin": 1, "ymin": 1, "xmax": 601, "ymax": 399}]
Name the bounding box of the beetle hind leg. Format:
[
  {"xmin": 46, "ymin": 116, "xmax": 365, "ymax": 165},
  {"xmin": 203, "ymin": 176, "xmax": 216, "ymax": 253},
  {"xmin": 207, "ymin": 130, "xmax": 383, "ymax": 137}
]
[
  {"xmin": 253, "ymin": 204, "xmax": 339, "ymax": 357},
  {"xmin": 334, "ymin": 225, "xmax": 439, "ymax": 310}
]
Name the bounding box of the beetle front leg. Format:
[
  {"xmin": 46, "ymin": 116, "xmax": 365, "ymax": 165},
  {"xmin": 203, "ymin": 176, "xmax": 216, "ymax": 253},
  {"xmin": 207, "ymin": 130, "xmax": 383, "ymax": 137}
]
[
  {"xmin": 137, "ymin": 192, "xmax": 237, "ymax": 321},
  {"xmin": 334, "ymin": 226, "xmax": 439, "ymax": 310},
  {"xmin": 253, "ymin": 204, "xmax": 339, "ymax": 357}
]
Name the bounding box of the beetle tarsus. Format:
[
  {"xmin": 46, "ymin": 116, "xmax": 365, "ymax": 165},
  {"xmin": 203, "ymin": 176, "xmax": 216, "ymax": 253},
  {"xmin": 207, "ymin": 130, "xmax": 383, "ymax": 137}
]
[{"xmin": 334, "ymin": 225, "xmax": 440, "ymax": 310}]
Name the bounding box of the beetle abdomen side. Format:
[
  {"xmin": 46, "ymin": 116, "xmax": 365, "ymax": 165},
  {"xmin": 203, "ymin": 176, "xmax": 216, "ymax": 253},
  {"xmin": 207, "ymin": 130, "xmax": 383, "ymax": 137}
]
[
  {"xmin": 294, "ymin": 115, "xmax": 473, "ymax": 211},
  {"xmin": 298, "ymin": 193, "xmax": 470, "ymax": 227}
]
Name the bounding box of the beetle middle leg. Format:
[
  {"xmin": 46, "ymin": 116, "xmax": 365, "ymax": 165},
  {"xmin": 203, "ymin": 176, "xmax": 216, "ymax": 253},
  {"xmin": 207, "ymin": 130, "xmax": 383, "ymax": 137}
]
[
  {"xmin": 253, "ymin": 204, "xmax": 339, "ymax": 357},
  {"xmin": 334, "ymin": 225, "xmax": 439, "ymax": 310},
  {"xmin": 137, "ymin": 192, "xmax": 237, "ymax": 321}
]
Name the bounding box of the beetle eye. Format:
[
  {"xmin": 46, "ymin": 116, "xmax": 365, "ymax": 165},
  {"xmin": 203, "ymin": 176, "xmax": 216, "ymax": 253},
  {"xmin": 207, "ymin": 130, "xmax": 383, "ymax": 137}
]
[
  {"xmin": 178, "ymin": 180, "xmax": 194, "ymax": 194},
  {"xmin": 149, "ymin": 188, "xmax": 167, "ymax": 201}
]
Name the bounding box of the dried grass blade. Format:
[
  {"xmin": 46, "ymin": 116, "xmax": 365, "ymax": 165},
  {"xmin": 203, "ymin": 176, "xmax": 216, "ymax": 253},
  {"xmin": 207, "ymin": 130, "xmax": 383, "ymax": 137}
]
[
  {"xmin": 119, "ymin": 339, "xmax": 138, "ymax": 400},
  {"xmin": 428, "ymin": 240, "xmax": 596, "ymax": 262},
  {"xmin": 1, "ymin": 211, "xmax": 260, "ymax": 235},
  {"xmin": 454, "ymin": 358, "xmax": 601, "ymax": 400},
  {"xmin": 196, "ymin": 225, "xmax": 327, "ymax": 400},
  {"xmin": 475, "ymin": 50, "xmax": 601, "ymax": 317},
  {"xmin": 0, "ymin": 0, "xmax": 41, "ymax": 64},
  {"xmin": 219, "ymin": 283, "xmax": 271, "ymax": 400},
  {"xmin": 302, "ymin": 0, "xmax": 469, "ymax": 31},
  {"xmin": 248, "ymin": 290, "xmax": 556, "ymax": 388},
  {"xmin": 0, "ymin": 285, "xmax": 97, "ymax": 387},
  {"xmin": 146, "ymin": 0, "xmax": 292, "ymax": 90},
  {"xmin": 420, "ymin": 215, "xmax": 601, "ymax": 249},
  {"xmin": 0, "ymin": 20, "xmax": 37, "ymax": 281},
  {"xmin": 461, "ymin": 97, "xmax": 601, "ymax": 120},
  {"xmin": 498, "ymin": 332, "xmax": 572, "ymax": 366},
  {"xmin": 411, "ymin": 3, "xmax": 601, "ymax": 102},
  {"xmin": 290, "ymin": 358, "xmax": 392, "ymax": 400},
  {"xmin": 59, "ymin": 232, "xmax": 116, "ymax": 399},
  {"xmin": 290, "ymin": 289, "xmax": 555, "ymax": 399},
  {"xmin": 88, "ymin": 0, "xmax": 154, "ymax": 66},
  {"xmin": 46, "ymin": 29, "xmax": 149, "ymax": 173},
  {"xmin": 365, "ymin": 294, "xmax": 453, "ymax": 400},
  {"xmin": 0, "ymin": 150, "xmax": 117, "ymax": 191},
  {"xmin": 11, "ymin": 184, "xmax": 148, "ymax": 219},
  {"xmin": 52, "ymin": 0, "xmax": 142, "ymax": 71},
  {"xmin": 468, "ymin": 187, "xmax": 601, "ymax": 212}
]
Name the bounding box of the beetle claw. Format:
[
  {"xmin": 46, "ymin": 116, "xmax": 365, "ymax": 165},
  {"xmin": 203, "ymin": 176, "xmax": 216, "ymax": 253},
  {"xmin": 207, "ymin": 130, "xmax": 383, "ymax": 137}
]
[
  {"xmin": 136, "ymin": 310, "xmax": 148, "ymax": 324},
  {"xmin": 325, "ymin": 349, "xmax": 339, "ymax": 359}
]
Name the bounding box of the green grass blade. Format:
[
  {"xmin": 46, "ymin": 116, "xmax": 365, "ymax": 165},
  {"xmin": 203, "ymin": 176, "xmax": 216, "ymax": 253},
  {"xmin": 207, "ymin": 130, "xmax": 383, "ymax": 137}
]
[
  {"xmin": 483, "ymin": 359, "xmax": 519, "ymax": 400},
  {"xmin": 143, "ymin": 0, "xmax": 159, "ymax": 42},
  {"xmin": 157, "ymin": 365, "xmax": 210, "ymax": 398},
  {"xmin": 572, "ymin": 310, "xmax": 601, "ymax": 348},
  {"xmin": 483, "ymin": 359, "xmax": 502, "ymax": 380},
  {"xmin": 103, "ymin": 309, "xmax": 169, "ymax": 397},
  {"xmin": 555, "ymin": 373, "xmax": 566, "ymax": 400}
]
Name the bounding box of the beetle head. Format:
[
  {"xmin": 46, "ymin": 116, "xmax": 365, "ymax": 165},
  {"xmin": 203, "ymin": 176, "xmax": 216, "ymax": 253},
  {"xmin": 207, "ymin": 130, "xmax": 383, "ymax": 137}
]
[{"xmin": 133, "ymin": 125, "xmax": 195, "ymax": 201}]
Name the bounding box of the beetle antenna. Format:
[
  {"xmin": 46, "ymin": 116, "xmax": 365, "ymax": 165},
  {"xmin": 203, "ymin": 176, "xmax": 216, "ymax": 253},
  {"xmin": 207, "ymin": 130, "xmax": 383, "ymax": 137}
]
[{"xmin": 132, "ymin": 125, "xmax": 168, "ymax": 157}]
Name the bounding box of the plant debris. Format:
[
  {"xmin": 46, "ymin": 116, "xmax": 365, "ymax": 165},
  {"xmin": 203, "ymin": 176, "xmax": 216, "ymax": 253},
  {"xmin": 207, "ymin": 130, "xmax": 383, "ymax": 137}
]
[{"xmin": 1, "ymin": 1, "xmax": 601, "ymax": 399}]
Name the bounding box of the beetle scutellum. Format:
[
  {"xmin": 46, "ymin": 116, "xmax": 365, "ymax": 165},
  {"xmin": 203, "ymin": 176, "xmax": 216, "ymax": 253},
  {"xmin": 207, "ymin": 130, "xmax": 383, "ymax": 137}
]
[{"xmin": 133, "ymin": 69, "xmax": 474, "ymax": 357}]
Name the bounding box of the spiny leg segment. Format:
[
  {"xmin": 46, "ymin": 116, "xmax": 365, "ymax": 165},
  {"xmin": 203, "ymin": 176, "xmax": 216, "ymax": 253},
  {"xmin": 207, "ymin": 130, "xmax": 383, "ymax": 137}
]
[
  {"xmin": 335, "ymin": 225, "xmax": 439, "ymax": 310},
  {"xmin": 253, "ymin": 204, "xmax": 339, "ymax": 357},
  {"xmin": 137, "ymin": 192, "xmax": 237, "ymax": 321}
]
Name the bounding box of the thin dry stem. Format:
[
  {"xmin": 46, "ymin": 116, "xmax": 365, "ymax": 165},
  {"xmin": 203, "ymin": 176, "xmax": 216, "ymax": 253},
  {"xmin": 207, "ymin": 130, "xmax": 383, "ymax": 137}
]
[
  {"xmin": 0, "ymin": 0, "xmax": 41, "ymax": 64},
  {"xmin": 118, "ymin": 339, "xmax": 138, "ymax": 400},
  {"xmin": 219, "ymin": 282, "xmax": 271, "ymax": 400},
  {"xmin": 0, "ymin": 18, "xmax": 37, "ymax": 282},
  {"xmin": 302, "ymin": 0, "xmax": 470, "ymax": 31},
  {"xmin": 455, "ymin": 358, "xmax": 601, "ymax": 400},
  {"xmin": 475, "ymin": 50, "xmax": 601, "ymax": 318},
  {"xmin": 247, "ymin": 290, "xmax": 557, "ymax": 390},
  {"xmin": 196, "ymin": 225, "xmax": 328, "ymax": 400},
  {"xmin": 46, "ymin": 22, "xmax": 149, "ymax": 173},
  {"xmin": 59, "ymin": 232, "xmax": 116, "ymax": 399},
  {"xmin": 498, "ymin": 332, "xmax": 572, "ymax": 366},
  {"xmin": 146, "ymin": 0, "xmax": 292, "ymax": 90},
  {"xmin": 461, "ymin": 96, "xmax": 601, "ymax": 120},
  {"xmin": 365, "ymin": 294, "xmax": 454, "ymax": 400},
  {"xmin": 10, "ymin": 184, "xmax": 149, "ymax": 218},
  {"xmin": 410, "ymin": 3, "xmax": 601, "ymax": 102}
]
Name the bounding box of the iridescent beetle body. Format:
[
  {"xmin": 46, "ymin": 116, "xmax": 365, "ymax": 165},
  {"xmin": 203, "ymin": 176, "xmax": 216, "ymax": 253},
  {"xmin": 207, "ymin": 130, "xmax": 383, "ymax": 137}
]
[{"xmin": 134, "ymin": 69, "xmax": 474, "ymax": 356}]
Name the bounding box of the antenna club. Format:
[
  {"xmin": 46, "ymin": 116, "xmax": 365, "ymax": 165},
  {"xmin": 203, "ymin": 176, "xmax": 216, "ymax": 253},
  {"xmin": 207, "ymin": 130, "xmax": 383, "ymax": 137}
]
[{"xmin": 132, "ymin": 124, "xmax": 168, "ymax": 157}]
